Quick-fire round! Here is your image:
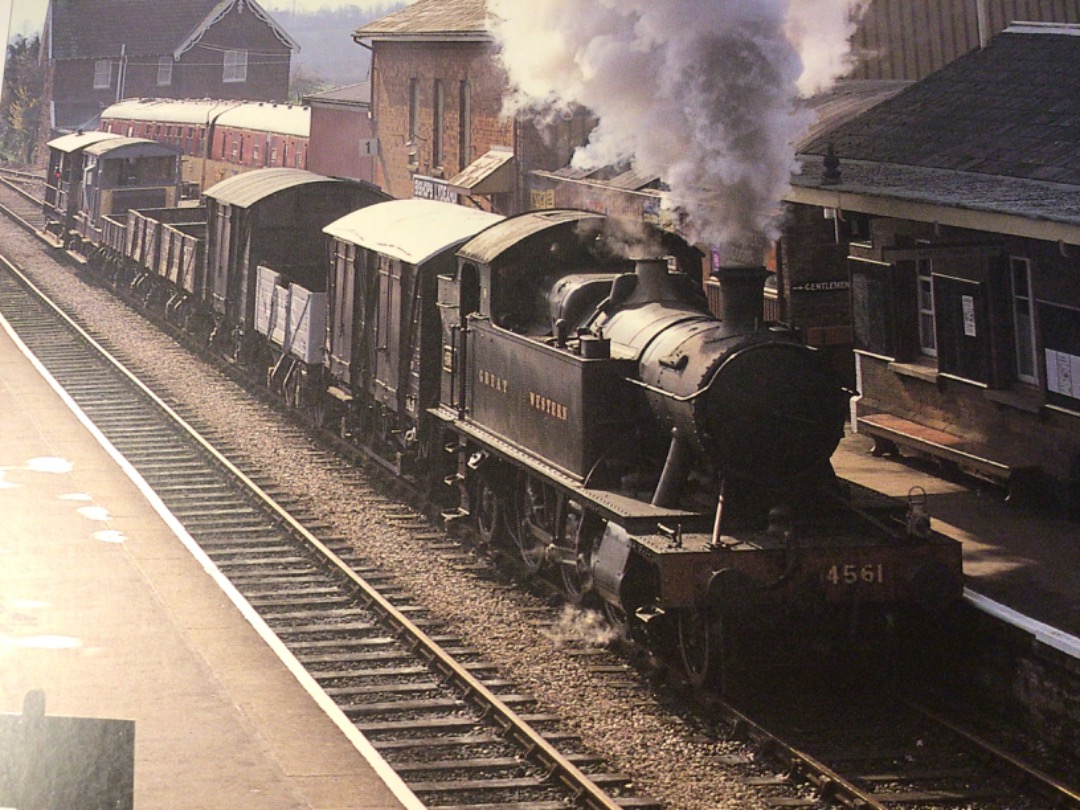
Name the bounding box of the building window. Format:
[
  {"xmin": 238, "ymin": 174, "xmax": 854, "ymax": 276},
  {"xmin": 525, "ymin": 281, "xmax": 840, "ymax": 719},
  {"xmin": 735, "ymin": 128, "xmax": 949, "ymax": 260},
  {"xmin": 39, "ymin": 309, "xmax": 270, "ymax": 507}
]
[
  {"xmin": 459, "ymin": 80, "xmax": 471, "ymax": 170},
  {"xmin": 432, "ymin": 80, "xmax": 444, "ymax": 170},
  {"xmin": 223, "ymin": 49, "xmax": 248, "ymax": 83},
  {"xmin": 157, "ymin": 56, "xmax": 173, "ymax": 86},
  {"xmin": 94, "ymin": 60, "xmax": 112, "ymax": 89},
  {"xmin": 916, "ymin": 258, "xmax": 937, "ymax": 357},
  {"xmin": 1010, "ymin": 257, "xmax": 1038, "ymax": 384},
  {"xmin": 407, "ymin": 78, "xmax": 420, "ymax": 165}
]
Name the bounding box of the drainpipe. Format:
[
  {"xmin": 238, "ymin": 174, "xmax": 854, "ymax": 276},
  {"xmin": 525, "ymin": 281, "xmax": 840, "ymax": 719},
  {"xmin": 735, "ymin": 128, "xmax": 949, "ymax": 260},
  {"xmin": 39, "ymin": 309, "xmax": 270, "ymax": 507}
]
[
  {"xmin": 976, "ymin": 0, "xmax": 991, "ymax": 48},
  {"xmin": 116, "ymin": 44, "xmax": 127, "ymax": 102}
]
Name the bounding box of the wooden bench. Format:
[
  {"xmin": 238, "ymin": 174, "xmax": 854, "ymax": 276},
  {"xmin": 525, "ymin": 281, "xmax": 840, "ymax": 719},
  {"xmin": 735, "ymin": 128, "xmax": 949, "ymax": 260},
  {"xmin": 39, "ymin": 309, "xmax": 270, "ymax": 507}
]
[{"xmin": 856, "ymin": 412, "xmax": 1041, "ymax": 504}]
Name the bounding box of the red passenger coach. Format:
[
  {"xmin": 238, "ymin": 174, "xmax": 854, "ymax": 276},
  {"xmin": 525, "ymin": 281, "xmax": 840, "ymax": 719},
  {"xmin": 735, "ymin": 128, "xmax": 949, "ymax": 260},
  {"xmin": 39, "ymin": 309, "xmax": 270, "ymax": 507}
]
[{"xmin": 100, "ymin": 99, "xmax": 311, "ymax": 195}]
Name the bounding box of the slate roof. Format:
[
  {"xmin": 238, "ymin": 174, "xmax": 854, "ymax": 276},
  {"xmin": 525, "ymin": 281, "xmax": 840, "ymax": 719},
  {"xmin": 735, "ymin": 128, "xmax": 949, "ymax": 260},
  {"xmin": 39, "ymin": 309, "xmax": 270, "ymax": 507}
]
[
  {"xmin": 353, "ymin": 0, "xmax": 491, "ymax": 41},
  {"xmin": 47, "ymin": 0, "xmax": 296, "ymax": 59},
  {"xmin": 796, "ymin": 80, "xmax": 910, "ymax": 151},
  {"xmin": 303, "ymin": 82, "xmax": 372, "ymax": 107},
  {"xmin": 799, "ymin": 24, "xmax": 1080, "ymax": 185},
  {"xmin": 791, "ymin": 24, "xmax": 1080, "ymax": 240}
]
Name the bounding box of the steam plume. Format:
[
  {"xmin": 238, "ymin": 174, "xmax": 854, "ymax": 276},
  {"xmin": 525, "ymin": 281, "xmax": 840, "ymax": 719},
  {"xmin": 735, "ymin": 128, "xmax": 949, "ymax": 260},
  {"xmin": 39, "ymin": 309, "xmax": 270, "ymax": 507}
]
[{"xmin": 487, "ymin": 0, "xmax": 865, "ymax": 246}]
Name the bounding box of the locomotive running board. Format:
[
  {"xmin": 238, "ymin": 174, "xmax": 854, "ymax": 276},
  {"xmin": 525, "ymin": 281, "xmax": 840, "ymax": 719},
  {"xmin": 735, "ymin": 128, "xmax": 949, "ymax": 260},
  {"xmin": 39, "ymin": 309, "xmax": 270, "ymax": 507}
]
[{"xmin": 431, "ymin": 407, "xmax": 711, "ymax": 533}]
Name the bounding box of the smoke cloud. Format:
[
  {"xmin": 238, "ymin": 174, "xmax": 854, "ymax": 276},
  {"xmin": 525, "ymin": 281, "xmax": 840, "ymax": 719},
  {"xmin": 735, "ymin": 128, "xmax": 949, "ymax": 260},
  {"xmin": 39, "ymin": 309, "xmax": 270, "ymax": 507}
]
[{"xmin": 487, "ymin": 0, "xmax": 865, "ymax": 247}]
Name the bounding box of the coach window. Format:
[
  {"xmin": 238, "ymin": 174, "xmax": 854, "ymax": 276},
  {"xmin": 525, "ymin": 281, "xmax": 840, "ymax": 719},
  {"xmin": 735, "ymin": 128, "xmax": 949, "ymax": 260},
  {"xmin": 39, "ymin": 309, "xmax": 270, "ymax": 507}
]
[
  {"xmin": 94, "ymin": 60, "xmax": 112, "ymax": 89},
  {"xmin": 157, "ymin": 56, "xmax": 173, "ymax": 86},
  {"xmin": 224, "ymin": 49, "xmax": 248, "ymax": 83}
]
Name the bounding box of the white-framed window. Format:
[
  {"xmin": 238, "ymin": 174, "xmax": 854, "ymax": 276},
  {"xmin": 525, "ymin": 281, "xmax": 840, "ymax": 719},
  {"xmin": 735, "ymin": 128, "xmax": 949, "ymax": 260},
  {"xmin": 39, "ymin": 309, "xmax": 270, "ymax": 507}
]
[
  {"xmin": 157, "ymin": 56, "xmax": 173, "ymax": 86},
  {"xmin": 223, "ymin": 49, "xmax": 248, "ymax": 83},
  {"xmin": 93, "ymin": 60, "xmax": 112, "ymax": 89},
  {"xmin": 916, "ymin": 258, "xmax": 937, "ymax": 357},
  {"xmin": 1010, "ymin": 256, "xmax": 1039, "ymax": 384}
]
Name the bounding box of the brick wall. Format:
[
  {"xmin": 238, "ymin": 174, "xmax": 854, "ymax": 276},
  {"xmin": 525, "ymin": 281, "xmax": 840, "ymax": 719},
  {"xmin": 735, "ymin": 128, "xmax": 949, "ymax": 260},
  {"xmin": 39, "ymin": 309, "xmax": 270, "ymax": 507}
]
[{"xmin": 371, "ymin": 40, "xmax": 513, "ymax": 203}]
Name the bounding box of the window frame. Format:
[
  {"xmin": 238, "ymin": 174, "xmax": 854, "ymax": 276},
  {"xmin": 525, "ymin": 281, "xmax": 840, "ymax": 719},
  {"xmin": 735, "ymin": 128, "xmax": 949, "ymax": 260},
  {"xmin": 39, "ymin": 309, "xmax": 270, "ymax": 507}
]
[
  {"xmin": 223, "ymin": 49, "xmax": 248, "ymax": 83},
  {"xmin": 432, "ymin": 79, "xmax": 444, "ymax": 170},
  {"xmin": 1009, "ymin": 256, "xmax": 1039, "ymax": 385},
  {"xmin": 407, "ymin": 78, "xmax": 420, "ymax": 163},
  {"xmin": 459, "ymin": 80, "xmax": 472, "ymax": 171},
  {"xmin": 93, "ymin": 60, "xmax": 112, "ymax": 90},
  {"xmin": 157, "ymin": 56, "xmax": 173, "ymax": 86},
  {"xmin": 916, "ymin": 258, "xmax": 937, "ymax": 357}
]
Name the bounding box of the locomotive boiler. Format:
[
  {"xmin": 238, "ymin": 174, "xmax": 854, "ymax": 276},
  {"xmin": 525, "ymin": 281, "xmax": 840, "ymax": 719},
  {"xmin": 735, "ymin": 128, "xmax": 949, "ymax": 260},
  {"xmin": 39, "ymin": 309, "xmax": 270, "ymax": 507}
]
[{"xmin": 433, "ymin": 210, "xmax": 963, "ymax": 686}]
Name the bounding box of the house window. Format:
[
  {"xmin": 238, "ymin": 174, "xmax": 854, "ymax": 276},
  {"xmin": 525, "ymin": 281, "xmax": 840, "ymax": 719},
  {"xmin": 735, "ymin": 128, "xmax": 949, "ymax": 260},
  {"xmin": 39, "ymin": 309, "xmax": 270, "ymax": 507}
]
[
  {"xmin": 94, "ymin": 60, "xmax": 112, "ymax": 89},
  {"xmin": 157, "ymin": 56, "xmax": 173, "ymax": 86},
  {"xmin": 432, "ymin": 80, "xmax": 444, "ymax": 170},
  {"xmin": 916, "ymin": 258, "xmax": 937, "ymax": 357},
  {"xmin": 1010, "ymin": 257, "xmax": 1038, "ymax": 384},
  {"xmin": 407, "ymin": 78, "xmax": 419, "ymax": 163},
  {"xmin": 459, "ymin": 80, "xmax": 471, "ymax": 170},
  {"xmin": 223, "ymin": 49, "xmax": 248, "ymax": 83}
]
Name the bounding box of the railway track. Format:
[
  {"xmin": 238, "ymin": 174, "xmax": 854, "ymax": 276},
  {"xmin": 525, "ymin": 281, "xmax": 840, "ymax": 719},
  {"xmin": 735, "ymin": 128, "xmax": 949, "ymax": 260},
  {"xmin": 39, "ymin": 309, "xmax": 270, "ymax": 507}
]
[
  {"xmin": 1, "ymin": 174, "xmax": 1077, "ymax": 809},
  {"xmin": 0, "ymin": 248, "xmax": 654, "ymax": 810},
  {"xmin": 706, "ymin": 678, "xmax": 1080, "ymax": 809},
  {"xmin": 0, "ymin": 168, "xmax": 46, "ymax": 231}
]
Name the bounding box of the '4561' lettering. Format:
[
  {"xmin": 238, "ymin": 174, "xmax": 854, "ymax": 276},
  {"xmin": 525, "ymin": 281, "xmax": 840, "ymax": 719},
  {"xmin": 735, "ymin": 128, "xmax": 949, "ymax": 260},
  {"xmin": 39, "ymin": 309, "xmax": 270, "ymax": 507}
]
[{"xmin": 826, "ymin": 563, "xmax": 884, "ymax": 585}]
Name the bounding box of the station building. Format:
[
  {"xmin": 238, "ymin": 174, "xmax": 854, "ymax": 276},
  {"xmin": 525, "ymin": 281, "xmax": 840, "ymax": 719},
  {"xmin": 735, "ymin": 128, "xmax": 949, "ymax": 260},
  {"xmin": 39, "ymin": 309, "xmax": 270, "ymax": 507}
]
[{"xmin": 787, "ymin": 24, "xmax": 1080, "ymax": 516}]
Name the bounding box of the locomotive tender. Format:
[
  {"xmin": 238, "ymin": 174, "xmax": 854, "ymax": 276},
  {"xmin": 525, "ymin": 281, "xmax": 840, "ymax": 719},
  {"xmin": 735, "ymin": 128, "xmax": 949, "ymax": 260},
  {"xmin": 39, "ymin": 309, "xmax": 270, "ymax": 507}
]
[{"xmin": 48, "ymin": 157, "xmax": 962, "ymax": 687}]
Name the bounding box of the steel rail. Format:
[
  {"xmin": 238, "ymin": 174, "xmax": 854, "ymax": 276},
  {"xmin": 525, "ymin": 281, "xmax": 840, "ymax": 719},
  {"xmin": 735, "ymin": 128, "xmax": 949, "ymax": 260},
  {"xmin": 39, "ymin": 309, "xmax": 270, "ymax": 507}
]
[{"xmin": 907, "ymin": 699, "xmax": 1080, "ymax": 808}]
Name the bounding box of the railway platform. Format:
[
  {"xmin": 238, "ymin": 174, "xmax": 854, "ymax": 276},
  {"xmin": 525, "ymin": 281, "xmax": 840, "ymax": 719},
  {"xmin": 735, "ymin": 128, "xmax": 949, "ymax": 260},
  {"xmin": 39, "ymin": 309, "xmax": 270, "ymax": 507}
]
[
  {"xmin": 832, "ymin": 427, "xmax": 1080, "ymax": 651},
  {"xmin": 0, "ymin": 323, "xmax": 417, "ymax": 808}
]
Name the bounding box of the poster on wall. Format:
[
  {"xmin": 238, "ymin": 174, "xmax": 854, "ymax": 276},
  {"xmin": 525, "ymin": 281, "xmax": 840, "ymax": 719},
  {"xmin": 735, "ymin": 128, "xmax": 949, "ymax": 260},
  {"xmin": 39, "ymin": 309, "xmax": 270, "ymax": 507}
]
[
  {"xmin": 1046, "ymin": 349, "xmax": 1080, "ymax": 400},
  {"xmin": 1041, "ymin": 302, "xmax": 1080, "ymax": 407}
]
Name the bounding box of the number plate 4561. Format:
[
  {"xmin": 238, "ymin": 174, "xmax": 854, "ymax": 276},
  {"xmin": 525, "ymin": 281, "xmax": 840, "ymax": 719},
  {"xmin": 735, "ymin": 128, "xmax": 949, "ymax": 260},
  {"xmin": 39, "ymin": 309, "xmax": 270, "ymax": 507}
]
[{"xmin": 826, "ymin": 563, "xmax": 885, "ymax": 586}]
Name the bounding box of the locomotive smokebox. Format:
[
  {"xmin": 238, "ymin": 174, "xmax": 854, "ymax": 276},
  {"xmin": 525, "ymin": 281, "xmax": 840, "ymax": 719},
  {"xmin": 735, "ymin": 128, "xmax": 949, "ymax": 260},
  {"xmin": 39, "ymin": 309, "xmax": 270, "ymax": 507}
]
[{"xmin": 711, "ymin": 265, "xmax": 768, "ymax": 328}]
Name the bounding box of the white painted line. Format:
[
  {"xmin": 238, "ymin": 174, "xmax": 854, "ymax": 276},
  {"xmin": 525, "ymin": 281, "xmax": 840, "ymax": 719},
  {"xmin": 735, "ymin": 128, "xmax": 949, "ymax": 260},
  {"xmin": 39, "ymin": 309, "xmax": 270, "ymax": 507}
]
[
  {"xmin": 0, "ymin": 313, "xmax": 426, "ymax": 810},
  {"xmin": 966, "ymin": 588, "xmax": 1080, "ymax": 659}
]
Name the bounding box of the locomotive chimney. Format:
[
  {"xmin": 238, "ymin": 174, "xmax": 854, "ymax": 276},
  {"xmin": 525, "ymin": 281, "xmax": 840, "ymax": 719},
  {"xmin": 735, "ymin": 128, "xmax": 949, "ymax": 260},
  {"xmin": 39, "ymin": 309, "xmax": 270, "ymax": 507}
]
[
  {"xmin": 712, "ymin": 265, "xmax": 768, "ymax": 329},
  {"xmin": 630, "ymin": 258, "xmax": 677, "ymax": 303},
  {"xmin": 630, "ymin": 260, "xmax": 665, "ymax": 298}
]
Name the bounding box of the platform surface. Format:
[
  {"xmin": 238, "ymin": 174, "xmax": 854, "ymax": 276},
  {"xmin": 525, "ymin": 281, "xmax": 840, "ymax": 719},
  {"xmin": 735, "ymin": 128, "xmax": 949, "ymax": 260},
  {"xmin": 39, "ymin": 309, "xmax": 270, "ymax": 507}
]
[
  {"xmin": 0, "ymin": 322, "xmax": 413, "ymax": 809},
  {"xmin": 834, "ymin": 426, "xmax": 1080, "ymax": 645}
]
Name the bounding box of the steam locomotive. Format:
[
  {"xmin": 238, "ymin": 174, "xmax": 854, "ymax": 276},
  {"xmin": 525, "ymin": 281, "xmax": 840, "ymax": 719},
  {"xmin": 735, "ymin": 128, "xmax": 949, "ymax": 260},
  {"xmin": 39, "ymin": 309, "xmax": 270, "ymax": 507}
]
[{"xmin": 43, "ymin": 151, "xmax": 963, "ymax": 687}]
